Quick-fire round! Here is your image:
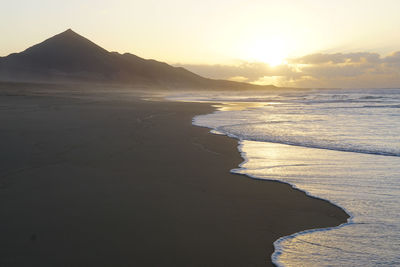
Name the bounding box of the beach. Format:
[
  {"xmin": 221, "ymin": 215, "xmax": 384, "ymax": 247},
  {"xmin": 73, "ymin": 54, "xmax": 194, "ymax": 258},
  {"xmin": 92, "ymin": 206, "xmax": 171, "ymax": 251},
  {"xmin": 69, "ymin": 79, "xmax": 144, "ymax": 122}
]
[{"xmin": 0, "ymin": 83, "xmax": 349, "ymax": 266}]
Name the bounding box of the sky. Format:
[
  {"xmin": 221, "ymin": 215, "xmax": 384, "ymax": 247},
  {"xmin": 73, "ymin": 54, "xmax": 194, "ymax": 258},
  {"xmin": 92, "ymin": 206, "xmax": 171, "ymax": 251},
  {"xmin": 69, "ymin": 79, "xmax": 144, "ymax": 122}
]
[{"xmin": 1, "ymin": 0, "xmax": 400, "ymax": 88}]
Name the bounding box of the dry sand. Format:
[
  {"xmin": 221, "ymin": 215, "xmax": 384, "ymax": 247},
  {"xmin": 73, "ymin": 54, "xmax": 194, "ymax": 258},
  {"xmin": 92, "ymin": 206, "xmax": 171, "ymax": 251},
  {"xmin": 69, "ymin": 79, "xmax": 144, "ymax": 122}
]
[{"xmin": 0, "ymin": 83, "xmax": 349, "ymax": 266}]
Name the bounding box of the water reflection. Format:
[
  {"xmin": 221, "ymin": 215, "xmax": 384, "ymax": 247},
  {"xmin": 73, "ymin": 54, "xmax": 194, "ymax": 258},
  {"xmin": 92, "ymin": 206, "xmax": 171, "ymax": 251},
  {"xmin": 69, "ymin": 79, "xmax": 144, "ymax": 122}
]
[
  {"xmin": 212, "ymin": 102, "xmax": 281, "ymax": 111},
  {"xmin": 234, "ymin": 141, "xmax": 400, "ymax": 267}
]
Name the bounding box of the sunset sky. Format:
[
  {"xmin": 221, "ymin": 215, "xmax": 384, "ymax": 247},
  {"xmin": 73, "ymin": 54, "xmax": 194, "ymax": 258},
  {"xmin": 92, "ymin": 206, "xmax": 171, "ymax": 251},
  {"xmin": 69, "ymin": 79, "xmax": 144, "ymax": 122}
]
[{"xmin": 1, "ymin": 0, "xmax": 400, "ymax": 88}]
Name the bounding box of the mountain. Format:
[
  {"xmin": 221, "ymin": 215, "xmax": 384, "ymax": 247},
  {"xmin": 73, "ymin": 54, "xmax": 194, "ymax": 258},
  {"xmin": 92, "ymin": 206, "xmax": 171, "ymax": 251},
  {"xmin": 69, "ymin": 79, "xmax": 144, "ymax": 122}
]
[{"xmin": 0, "ymin": 29, "xmax": 276, "ymax": 89}]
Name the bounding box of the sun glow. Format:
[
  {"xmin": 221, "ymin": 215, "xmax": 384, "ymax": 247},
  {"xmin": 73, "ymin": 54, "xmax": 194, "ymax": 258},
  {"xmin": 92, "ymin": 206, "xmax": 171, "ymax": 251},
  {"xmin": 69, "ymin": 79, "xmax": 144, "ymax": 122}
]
[{"xmin": 245, "ymin": 38, "xmax": 289, "ymax": 67}]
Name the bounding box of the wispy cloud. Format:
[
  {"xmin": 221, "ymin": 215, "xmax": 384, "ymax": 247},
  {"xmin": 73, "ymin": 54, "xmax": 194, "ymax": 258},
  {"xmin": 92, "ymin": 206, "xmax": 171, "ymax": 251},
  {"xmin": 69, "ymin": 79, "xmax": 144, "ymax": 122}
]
[
  {"xmin": 177, "ymin": 51, "xmax": 400, "ymax": 88},
  {"xmin": 288, "ymin": 52, "xmax": 381, "ymax": 64}
]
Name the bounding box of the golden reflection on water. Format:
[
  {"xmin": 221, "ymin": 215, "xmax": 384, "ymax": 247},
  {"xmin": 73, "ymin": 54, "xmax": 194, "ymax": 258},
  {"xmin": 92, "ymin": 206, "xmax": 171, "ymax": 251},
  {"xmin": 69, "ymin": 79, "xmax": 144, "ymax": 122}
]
[
  {"xmin": 212, "ymin": 102, "xmax": 281, "ymax": 111},
  {"xmin": 239, "ymin": 140, "xmax": 348, "ymax": 180}
]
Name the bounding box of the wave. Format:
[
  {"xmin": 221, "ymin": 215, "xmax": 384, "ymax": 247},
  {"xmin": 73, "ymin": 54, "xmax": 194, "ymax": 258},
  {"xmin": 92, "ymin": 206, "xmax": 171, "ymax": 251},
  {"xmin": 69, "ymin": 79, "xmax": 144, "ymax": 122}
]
[
  {"xmin": 362, "ymin": 104, "xmax": 400, "ymax": 108},
  {"xmin": 193, "ymin": 118, "xmax": 400, "ymax": 158}
]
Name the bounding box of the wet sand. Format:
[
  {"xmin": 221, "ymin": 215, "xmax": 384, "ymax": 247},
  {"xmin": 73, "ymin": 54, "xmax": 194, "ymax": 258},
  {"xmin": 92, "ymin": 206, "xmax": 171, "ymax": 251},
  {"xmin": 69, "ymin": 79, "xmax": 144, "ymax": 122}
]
[{"xmin": 0, "ymin": 83, "xmax": 349, "ymax": 266}]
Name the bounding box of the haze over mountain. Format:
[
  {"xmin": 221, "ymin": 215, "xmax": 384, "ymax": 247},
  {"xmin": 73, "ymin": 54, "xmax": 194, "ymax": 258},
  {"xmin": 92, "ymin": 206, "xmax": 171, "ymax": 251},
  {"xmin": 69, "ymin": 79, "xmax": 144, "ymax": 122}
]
[{"xmin": 0, "ymin": 29, "xmax": 275, "ymax": 90}]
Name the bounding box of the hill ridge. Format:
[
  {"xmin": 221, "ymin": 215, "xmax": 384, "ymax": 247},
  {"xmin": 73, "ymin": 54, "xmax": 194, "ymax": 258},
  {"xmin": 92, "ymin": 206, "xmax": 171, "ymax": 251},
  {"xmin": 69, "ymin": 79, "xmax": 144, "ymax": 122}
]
[{"xmin": 0, "ymin": 29, "xmax": 276, "ymax": 90}]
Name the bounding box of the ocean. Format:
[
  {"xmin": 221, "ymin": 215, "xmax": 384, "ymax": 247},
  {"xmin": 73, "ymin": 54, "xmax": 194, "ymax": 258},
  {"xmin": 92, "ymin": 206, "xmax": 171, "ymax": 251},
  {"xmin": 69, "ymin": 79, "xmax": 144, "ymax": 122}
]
[{"xmin": 168, "ymin": 88, "xmax": 400, "ymax": 266}]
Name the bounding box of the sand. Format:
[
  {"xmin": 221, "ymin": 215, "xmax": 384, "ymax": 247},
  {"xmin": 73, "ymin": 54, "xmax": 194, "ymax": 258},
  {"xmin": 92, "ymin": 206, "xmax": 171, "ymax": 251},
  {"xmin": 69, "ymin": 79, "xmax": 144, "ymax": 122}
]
[{"xmin": 0, "ymin": 82, "xmax": 349, "ymax": 266}]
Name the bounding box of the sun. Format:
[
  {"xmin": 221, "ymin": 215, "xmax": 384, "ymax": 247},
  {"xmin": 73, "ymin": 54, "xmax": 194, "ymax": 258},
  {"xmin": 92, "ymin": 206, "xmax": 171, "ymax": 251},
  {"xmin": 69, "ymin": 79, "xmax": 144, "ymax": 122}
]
[{"xmin": 246, "ymin": 38, "xmax": 288, "ymax": 66}]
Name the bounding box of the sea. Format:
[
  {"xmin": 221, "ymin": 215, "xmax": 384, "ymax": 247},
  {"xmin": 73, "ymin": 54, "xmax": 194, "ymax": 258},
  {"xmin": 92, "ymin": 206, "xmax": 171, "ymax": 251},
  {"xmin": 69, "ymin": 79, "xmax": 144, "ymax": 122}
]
[{"xmin": 167, "ymin": 88, "xmax": 400, "ymax": 266}]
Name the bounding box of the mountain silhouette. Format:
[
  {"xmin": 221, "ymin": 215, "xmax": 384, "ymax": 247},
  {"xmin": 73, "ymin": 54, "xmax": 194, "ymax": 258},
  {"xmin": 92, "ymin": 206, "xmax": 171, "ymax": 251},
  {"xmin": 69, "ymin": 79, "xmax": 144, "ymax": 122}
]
[{"xmin": 0, "ymin": 29, "xmax": 275, "ymax": 89}]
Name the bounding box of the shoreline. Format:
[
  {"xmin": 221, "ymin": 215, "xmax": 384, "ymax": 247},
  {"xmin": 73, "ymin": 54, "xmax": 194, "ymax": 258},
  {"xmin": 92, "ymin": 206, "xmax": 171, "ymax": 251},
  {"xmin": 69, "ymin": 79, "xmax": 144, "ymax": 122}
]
[
  {"xmin": 0, "ymin": 83, "xmax": 349, "ymax": 266},
  {"xmin": 187, "ymin": 102, "xmax": 352, "ymax": 266},
  {"xmin": 233, "ymin": 141, "xmax": 354, "ymax": 266}
]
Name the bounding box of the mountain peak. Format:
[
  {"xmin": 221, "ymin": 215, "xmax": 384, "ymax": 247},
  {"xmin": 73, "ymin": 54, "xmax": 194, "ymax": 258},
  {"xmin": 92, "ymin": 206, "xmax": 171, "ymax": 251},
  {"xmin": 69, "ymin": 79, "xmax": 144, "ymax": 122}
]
[
  {"xmin": 58, "ymin": 28, "xmax": 80, "ymax": 38},
  {"xmin": 49, "ymin": 28, "xmax": 92, "ymax": 44},
  {"xmin": 0, "ymin": 29, "xmax": 112, "ymax": 75},
  {"xmin": 19, "ymin": 29, "xmax": 109, "ymax": 57}
]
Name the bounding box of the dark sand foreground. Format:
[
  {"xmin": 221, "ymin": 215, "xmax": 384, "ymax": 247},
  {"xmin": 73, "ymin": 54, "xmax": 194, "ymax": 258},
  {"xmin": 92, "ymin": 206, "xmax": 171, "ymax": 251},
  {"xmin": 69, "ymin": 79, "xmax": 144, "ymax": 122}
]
[{"xmin": 0, "ymin": 83, "xmax": 349, "ymax": 266}]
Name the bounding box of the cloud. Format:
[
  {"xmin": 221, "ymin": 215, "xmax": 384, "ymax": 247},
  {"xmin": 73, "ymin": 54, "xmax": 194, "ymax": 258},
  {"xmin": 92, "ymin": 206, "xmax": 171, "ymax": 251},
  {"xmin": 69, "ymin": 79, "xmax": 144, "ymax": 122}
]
[
  {"xmin": 383, "ymin": 51, "xmax": 400, "ymax": 67},
  {"xmin": 288, "ymin": 52, "xmax": 381, "ymax": 64},
  {"xmin": 291, "ymin": 52, "xmax": 400, "ymax": 88},
  {"xmin": 177, "ymin": 51, "xmax": 400, "ymax": 88}
]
